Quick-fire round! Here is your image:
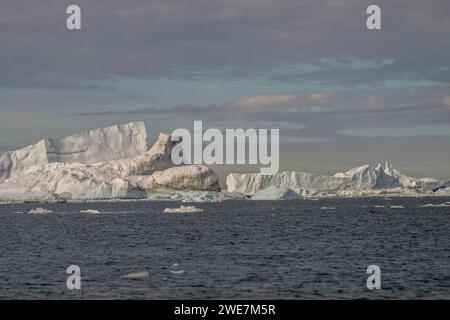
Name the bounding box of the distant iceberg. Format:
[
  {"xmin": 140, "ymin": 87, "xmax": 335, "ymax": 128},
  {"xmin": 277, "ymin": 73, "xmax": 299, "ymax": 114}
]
[{"xmin": 227, "ymin": 161, "xmax": 447, "ymax": 198}]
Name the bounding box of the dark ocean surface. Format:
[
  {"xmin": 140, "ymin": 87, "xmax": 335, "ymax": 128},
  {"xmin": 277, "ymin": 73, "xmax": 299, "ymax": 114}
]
[{"xmin": 0, "ymin": 197, "xmax": 449, "ymax": 299}]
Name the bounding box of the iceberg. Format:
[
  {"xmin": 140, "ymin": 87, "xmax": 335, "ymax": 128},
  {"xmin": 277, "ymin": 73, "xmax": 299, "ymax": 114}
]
[
  {"xmin": 0, "ymin": 124, "xmax": 220, "ymax": 202},
  {"xmin": 0, "ymin": 122, "xmax": 148, "ymax": 183},
  {"xmin": 227, "ymin": 161, "xmax": 443, "ymax": 197}
]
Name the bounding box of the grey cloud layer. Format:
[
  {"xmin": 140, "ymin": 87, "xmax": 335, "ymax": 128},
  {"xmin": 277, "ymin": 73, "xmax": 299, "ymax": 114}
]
[{"xmin": 1, "ymin": 0, "xmax": 450, "ymax": 89}]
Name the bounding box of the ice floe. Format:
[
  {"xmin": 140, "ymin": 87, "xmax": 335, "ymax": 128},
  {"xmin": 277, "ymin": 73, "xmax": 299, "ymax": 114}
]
[
  {"xmin": 164, "ymin": 205, "xmax": 203, "ymax": 213},
  {"xmin": 121, "ymin": 271, "xmax": 149, "ymax": 279},
  {"xmin": 80, "ymin": 209, "xmax": 101, "ymax": 214},
  {"xmin": 27, "ymin": 207, "xmax": 52, "ymax": 214}
]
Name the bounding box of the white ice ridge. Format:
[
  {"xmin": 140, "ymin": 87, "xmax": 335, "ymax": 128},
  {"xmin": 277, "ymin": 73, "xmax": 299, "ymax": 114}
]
[
  {"xmin": 227, "ymin": 161, "xmax": 443, "ymax": 197},
  {"xmin": 0, "ymin": 122, "xmax": 148, "ymax": 183},
  {"xmin": 0, "ymin": 124, "xmax": 220, "ymax": 202}
]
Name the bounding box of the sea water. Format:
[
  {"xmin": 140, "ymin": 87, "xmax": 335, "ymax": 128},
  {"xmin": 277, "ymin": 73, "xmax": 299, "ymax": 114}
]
[{"xmin": 0, "ymin": 197, "xmax": 449, "ymax": 299}]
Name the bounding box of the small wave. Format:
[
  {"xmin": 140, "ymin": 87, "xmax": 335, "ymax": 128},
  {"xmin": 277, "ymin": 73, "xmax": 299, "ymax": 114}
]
[
  {"xmin": 169, "ymin": 263, "xmax": 185, "ymax": 275},
  {"xmin": 421, "ymin": 203, "xmax": 450, "ymax": 208}
]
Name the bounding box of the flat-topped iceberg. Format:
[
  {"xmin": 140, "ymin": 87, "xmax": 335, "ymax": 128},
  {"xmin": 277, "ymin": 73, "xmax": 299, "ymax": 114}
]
[
  {"xmin": 227, "ymin": 161, "xmax": 445, "ymax": 198},
  {"xmin": 0, "ymin": 122, "xmax": 148, "ymax": 183}
]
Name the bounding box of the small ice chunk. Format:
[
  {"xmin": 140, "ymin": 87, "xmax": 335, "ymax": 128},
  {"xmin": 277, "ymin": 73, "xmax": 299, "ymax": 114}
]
[
  {"xmin": 390, "ymin": 205, "xmax": 404, "ymax": 209},
  {"xmin": 164, "ymin": 205, "xmax": 203, "ymax": 214},
  {"xmin": 28, "ymin": 208, "xmax": 52, "ymax": 214},
  {"xmin": 80, "ymin": 209, "xmax": 101, "ymax": 214},
  {"xmin": 169, "ymin": 269, "xmax": 185, "ymax": 274},
  {"xmin": 320, "ymin": 207, "xmax": 336, "ymax": 210},
  {"xmin": 121, "ymin": 271, "xmax": 149, "ymax": 279}
]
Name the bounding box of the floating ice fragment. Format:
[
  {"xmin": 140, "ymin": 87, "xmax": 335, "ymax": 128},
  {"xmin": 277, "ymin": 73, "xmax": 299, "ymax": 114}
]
[
  {"xmin": 121, "ymin": 271, "xmax": 149, "ymax": 279},
  {"xmin": 28, "ymin": 208, "xmax": 52, "ymax": 214},
  {"xmin": 80, "ymin": 209, "xmax": 101, "ymax": 214},
  {"xmin": 164, "ymin": 205, "xmax": 203, "ymax": 213}
]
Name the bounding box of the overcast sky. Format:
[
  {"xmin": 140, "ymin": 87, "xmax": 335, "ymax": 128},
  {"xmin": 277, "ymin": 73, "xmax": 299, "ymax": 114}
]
[{"xmin": 0, "ymin": 0, "xmax": 449, "ymax": 178}]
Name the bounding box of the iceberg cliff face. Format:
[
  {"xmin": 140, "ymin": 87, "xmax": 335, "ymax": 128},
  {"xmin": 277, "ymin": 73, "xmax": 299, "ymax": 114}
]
[
  {"xmin": 227, "ymin": 162, "xmax": 440, "ymax": 197},
  {"xmin": 0, "ymin": 122, "xmax": 148, "ymax": 183},
  {"xmin": 0, "ymin": 125, "xmax": 220, "ymax": 202}
]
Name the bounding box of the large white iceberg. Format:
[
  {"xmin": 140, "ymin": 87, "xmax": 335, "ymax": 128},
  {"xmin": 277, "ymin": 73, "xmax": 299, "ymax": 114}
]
[
  {"xmin": 0, "ymin": 124, "xmax": 220, "ymax": 202},
  {"xmin": 0, "ymin": 122, "xmax": 148, "ymax": 183},
  {"xmin": 227, "ymin": 161, "xmax": 442, "ymax": 197}
]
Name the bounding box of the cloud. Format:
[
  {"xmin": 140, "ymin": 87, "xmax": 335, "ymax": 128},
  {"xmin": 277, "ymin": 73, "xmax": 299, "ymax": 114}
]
[
  {"xmin": 338, "ymin": 124, "xmax": 450, "ymax": 138},
  {"xmin": 230, "ymin": 92, "xmax": 334, "ymax": 109},
  {"xmin": 1, "ymin": 0, "xmax": 450, "ymax": 89},
  {"xmin": 230, "ymin": 94, "xmax": 298, "ymax": 109}
]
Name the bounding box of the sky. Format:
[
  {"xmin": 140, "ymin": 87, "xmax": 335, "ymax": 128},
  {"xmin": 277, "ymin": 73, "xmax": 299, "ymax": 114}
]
[{"xmin": 0, "ymin": 0, "xmax": 449, "ymax": 179}]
